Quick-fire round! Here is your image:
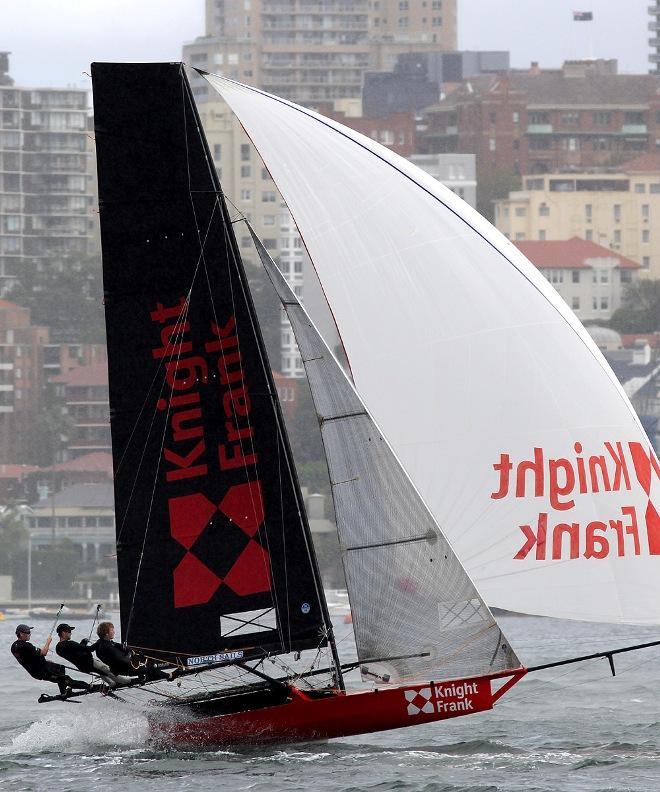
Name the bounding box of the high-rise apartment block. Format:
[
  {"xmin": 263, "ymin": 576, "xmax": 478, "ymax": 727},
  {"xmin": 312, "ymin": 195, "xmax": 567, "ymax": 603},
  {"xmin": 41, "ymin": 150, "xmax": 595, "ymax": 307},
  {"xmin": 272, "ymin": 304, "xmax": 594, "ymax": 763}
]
[
  {"xmin": 651, "ymin": 2, "xmax": 660, "ymax": 74},
  {"xmin": 187, "ymin": 0, "xmax": 457, "ymax": 104},
  {"xmin": 0, "ymin": 54, "xmax": 96, "ymax": 291}
]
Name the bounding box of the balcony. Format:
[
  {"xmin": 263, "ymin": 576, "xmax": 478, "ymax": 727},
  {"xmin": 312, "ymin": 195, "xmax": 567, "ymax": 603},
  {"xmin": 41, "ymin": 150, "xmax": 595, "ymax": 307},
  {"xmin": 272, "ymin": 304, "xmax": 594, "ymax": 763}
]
[
  {"xmin": 621, "ymin": 124, "xmax": 648, "ymax": 134},
  {"xmin": 527, "ymin": 124, "xmax": 553, "ymax": 134}
]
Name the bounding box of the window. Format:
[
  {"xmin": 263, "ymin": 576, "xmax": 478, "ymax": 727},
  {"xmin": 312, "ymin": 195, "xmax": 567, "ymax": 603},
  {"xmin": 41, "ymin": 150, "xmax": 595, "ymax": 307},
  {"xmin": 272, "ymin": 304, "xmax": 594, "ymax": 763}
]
[
  {"xmin": 514, "ymin": 207, "xmax": 526, "ymax": 217},
  {"xmin": 651, "ymin": 184, "xmax": 660, "ymax": 193},
  {"xmin": 539, "ymin": 204, "xmax": 549, "ymax": 216},
  {"xmin": 585, "ymin": 203, "xmax": 592, "ymax": 220},
  {"xmin": 613, "ymin": 204, "xmax": 621, "ymax": 222},
  {"xmin": 592, "ymin": 111, "xmax": 611, "ymax": 125},
  {"xmin": 539, "ymin": 230, "xmax": 546, "ymax": 240},
  {"xmin": 489, "ymin": 112, "xmax": 496, "ymax": 124},
  {"xmin": 600, "ymin": 270, "xmax": 609, "ymax": 283},
  {"xmin": 263, "ymin": 214, "xmax": 275, "ymax": 225},
  {"xmin": 561, "ymin": 112, "xmax": 580, "ymax": 125},
  {"xmin": 512, "ymin": 111, "xmax": 519, "ymax": 123},
  {"xmin": 593, "ymin": 296, "xmax": 598, "ymax": 310},
  {"xmin": 621, "ymin": 270, "xmax": 632, "ymax": 283},
  {"xmin": 294, "ymin": 261, "xmax": 303, "ymax": 273},
  {"xmin": 643, "ymin": 229, "xmax": 650, "ymax": 243},
  {"xmin": 432, "ymin": 15, "xmax": 442, "ymax": 25},
  {"xmin": 572, "ymin": 297, "xmax": 580, "ymax": 309},
  {"xmin": 213, "ymin": 144, "xmax": 221, "ymax": 160},
  {"xmin": 515, "ymin": 232, "xmax": 525, "ymax": 240},
  {"xmin": 529, "ymin": 112, "xmax": 550, "ymax": 124},
  {"xmin": 240, "ymin": 143, "xmax": 250, "ymax": 161},
  {"xmin": 643, "ymin": 256, "xmax": 651, "ymax": 269},
  {"xmin": 585, "ymin": 230, "xmax": 593, "ymax": 241},
  {"xmin": 261, "ymin": 168, "xmax": 271, "ymax": 180},
  {"xmin": 642, "ymin": 204, "xmax": 650, "ymax": 219},
  {"xmin": 240, "ymin": 165, "xmax": 251, "ymax": 178},
  {"xmin": 572, "ymin": 271, "xmax": 580, "ymax": 283},
  {"xmin": 262, "ymin": 191, "xmax": 276, "ymax": 202},
  {"xmin": 240, "ymin": 189, "xmax": 251, "ymax": 201},
  {"xmin": 263, "ymin": 238, "xmax": 277, "ymax": 250},
  {"xmin": 613, "ymin": 229, "xmax": 621, "ymax": 244},
  {"xmin": 635, "ymin": 183, "xmax": 646, "ymax": 193},
  {"xmin": 488, "ymin": 138, "xmax": 496, "ymax": 151},
  {"xmin": 601, "ymin": 297, "xmax": 609, "ymax": 310}
]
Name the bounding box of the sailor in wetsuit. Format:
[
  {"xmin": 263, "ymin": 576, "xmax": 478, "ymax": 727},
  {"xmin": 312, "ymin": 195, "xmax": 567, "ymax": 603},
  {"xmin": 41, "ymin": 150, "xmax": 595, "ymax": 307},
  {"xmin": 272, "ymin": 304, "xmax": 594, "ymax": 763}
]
[
  {"xmin": 11, "ymin": 624, "xmax": 89, "ymax": 696},
  {"xmin": 95, "ymin": 622, "xmax": 173, "ymax": 682},
  {"xmin": 55, "ymin": 623, "xmax": 128, "ymax": 688}
]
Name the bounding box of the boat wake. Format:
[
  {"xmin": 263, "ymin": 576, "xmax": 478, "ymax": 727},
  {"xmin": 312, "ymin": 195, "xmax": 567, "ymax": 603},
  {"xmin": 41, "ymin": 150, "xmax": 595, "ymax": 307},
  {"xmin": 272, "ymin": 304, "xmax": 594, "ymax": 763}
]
[{"xmin": 2, "ymin": 699, "xmax": 148, "ymax": 755}]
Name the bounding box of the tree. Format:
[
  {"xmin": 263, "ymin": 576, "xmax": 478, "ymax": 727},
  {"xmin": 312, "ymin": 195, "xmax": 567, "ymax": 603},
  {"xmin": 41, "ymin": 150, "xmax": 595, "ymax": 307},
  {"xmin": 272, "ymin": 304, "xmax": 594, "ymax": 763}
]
[
  {"xmin": 477, "ymin": 168, "xmax": 522, "ymax": 223},
  {"xmin": 0, "ymin": 502, "xmax": 28, "ymax": 577},
  {"xmin": 5, "ymin": 254, "xmax": 106, "ymax": 344},
  {"xmin": 609, "ymin": 280, "xmax": 660, "ymax": 333}
]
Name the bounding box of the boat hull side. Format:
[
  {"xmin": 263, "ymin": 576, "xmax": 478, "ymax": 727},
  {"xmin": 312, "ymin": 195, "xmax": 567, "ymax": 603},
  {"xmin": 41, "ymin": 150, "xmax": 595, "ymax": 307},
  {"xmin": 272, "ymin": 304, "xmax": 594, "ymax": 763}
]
[{"xmin": 151, "ymin": 674, "xmax": 520, "ymax": 746}]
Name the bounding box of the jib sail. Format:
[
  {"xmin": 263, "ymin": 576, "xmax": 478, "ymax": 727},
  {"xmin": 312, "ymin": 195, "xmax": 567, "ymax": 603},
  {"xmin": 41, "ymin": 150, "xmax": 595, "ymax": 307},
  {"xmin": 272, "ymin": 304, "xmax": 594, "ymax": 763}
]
[{"xmin": 92, "ymin": 63, "xmax": 328, "ymax": 662}]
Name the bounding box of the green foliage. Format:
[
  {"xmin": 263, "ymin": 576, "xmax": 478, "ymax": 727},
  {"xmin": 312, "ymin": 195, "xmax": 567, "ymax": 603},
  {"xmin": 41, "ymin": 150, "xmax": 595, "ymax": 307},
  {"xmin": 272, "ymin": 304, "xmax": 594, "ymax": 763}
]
[
  {"xmin": 5, "ymin": 254, "xmax": 106, "ymax": 344},
  {"xmin": 0, "ymin": 502, "xmax": 28, "ymax": 576},
  {"xmin": 12, "ymin": 540, "xmax": 81, "ymax": 598},
  {"xmin": 296, "ymin": 460, "xmax": 331, "ymax": 502},
  {"xmin": 247, "ymin": 260, "xmax": 283, "ymax": 369},
  {"xmin": 477, "ymin": 168, "xmax": 522, "ymax": 222},
  {"xmin": 609, "ymin": 280, "xmax": 660, "ymax": 333},
  {"xmin": 32, "ymin": 404, "xmax": 74, "ymax": 467}
]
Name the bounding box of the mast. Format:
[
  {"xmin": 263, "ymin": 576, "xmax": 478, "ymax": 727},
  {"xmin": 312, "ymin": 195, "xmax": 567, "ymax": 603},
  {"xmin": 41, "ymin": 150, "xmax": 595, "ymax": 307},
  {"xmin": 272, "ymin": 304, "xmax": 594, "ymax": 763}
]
[{"xmin": 92, "ymin": 62, "xmax": 335, "ymax": 669}]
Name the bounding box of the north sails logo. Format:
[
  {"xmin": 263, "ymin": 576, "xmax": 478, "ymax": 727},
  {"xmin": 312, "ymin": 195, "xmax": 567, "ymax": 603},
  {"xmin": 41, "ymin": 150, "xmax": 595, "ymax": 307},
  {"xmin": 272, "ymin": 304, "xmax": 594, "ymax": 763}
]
[{"xmin": 490, "ymin": 441, "xmax": 660, "ymax": 560}]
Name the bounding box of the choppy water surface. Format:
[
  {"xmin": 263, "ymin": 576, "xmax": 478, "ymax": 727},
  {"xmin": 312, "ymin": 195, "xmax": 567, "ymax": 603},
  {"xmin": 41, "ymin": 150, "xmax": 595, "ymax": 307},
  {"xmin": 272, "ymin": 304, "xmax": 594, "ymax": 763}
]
[{"xmin": 1, "ymin": 614, "xmax": 660, "ymax": 791}]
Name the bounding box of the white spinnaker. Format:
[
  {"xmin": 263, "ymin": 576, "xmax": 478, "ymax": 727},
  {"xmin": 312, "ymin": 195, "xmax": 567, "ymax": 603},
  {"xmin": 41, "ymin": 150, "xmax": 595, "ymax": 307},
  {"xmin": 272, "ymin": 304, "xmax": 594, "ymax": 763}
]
[{"xmin": 207, "ymin": 74, "xmax": 660, "ymax": 624}]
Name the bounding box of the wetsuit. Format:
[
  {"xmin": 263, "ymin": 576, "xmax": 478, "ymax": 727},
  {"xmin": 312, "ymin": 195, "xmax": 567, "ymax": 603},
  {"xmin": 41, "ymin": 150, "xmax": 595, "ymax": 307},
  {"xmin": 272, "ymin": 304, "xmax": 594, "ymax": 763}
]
[
  {"xmin": 95, "ymin": 638, "xmax": 169, "ymax": 681},
  {"xmin": 11, "ymin": 638, "xmax": 88, "ymax": 695}
]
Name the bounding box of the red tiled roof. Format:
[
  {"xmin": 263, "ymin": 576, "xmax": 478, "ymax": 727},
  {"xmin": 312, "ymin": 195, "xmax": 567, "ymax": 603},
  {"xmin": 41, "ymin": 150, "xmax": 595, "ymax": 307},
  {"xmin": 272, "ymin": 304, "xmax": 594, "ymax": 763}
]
[
  {"xmin": 0, "ymin": 300, "xmax": 22, "ymax": 310},
  {"xmin": 622, "ymin": 153, "xmax": 660, "ymax": 173},
  {"xmin": 622, "ymin": 333, "xmax": 660, "ymax": 349},
  {"xmin": 514, "ymin": 237, "xmax": 640, "ymax": 269},
  {"xmin": 40, "ymin": 452, "xmax": 113, "ymax": 475},
  {"xmin": 0, "ymin": 464, "xmax": 39, "ymax": 480},
  {"xmin": 51, "ymin": 363, "xmax": 108, "ymax": 387}
]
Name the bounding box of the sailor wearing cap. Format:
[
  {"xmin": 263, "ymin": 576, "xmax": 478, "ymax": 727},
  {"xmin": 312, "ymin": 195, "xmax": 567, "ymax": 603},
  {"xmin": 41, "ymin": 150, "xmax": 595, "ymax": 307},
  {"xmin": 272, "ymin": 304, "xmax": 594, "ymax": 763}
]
[
  {"xmin": 55, "ymin": 623, "xmax": 123, "ymax": 688},
  {"xmin": 10, "ymin": 624, "xmax": 89, "ymax": 697}
]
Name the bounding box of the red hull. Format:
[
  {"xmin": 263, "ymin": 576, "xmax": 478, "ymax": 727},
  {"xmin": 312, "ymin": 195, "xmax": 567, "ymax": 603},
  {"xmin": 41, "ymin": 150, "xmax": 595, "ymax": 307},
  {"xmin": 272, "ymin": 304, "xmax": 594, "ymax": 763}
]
[{"xmin": 151, "ymin": 671, "xmax": 526, "ymax": 747}]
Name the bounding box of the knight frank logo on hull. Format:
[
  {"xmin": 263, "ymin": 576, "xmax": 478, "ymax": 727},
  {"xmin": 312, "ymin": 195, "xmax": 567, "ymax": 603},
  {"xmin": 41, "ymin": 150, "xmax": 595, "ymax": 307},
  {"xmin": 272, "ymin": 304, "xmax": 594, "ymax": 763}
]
[
  {"xmin": 490, "ymin": 441, "xmax": 660, "ymax": 561},
  {"xmin": 404, "ymin": 680, "xmax": 492, "ymax": 719}
]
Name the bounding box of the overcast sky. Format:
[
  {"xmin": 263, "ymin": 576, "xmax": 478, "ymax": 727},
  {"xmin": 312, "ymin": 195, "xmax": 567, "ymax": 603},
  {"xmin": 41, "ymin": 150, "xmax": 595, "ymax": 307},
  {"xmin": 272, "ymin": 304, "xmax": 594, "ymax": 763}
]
[{"xmin": 1, "ymin": 0, "xmax": 651, "ymax": 89}]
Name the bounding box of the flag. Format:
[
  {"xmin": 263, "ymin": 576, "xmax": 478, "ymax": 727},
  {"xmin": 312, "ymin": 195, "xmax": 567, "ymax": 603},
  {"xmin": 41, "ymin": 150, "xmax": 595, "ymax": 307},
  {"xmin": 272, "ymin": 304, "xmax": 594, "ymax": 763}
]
[{"xmin": 573, "ymin": 11, "xmax": 593, "ymax": 21}]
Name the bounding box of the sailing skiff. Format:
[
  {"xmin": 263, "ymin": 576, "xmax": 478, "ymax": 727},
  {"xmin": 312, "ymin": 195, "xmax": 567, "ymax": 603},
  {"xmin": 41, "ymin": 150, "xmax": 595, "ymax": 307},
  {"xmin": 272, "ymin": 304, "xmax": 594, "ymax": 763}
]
[{"xmin": 39, "ymin": 61, "xmax": 660, "ymax": 746}]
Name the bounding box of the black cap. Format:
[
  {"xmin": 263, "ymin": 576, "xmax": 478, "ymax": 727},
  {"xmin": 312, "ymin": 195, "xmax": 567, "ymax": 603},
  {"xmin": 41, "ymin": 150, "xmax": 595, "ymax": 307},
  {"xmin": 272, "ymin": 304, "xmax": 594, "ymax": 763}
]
[
  {"xmin": 56, "ymin": 623, "xmax": 75, "ymax": 635},
  {"xmin": 15, "ymin": 624, "xmax": 33, "ymax": 636}
]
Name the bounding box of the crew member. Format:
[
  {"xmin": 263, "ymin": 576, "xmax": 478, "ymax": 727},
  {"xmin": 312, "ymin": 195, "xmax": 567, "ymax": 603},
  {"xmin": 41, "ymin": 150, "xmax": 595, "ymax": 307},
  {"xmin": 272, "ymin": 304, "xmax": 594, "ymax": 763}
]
[
  {"xmin": 95, "ymin": 622, "xmax": 173, "ymax": 682},
  {"xmin": 11, "ymin": 624, "xmax": 89, "ymax": 697},
  {"xmin": 55, "ymin": 623, "xmax": 129, "ymax": 688}
]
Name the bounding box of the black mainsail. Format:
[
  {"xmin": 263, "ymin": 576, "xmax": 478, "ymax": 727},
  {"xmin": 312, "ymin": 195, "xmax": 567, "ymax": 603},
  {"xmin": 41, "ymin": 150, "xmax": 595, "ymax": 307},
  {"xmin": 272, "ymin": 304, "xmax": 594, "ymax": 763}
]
[{"xmin": 92, "ymin": 62, "xmax": 329, "ymax": 664}]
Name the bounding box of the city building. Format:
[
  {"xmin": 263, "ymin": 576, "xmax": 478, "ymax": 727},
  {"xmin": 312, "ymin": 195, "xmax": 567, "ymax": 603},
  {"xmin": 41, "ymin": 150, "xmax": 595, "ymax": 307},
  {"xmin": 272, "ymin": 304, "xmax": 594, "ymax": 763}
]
[
  {"xmin": 0, "ymin": 54, "xmax": 97, "ymax": 292},
  {"xmin": 185, "ymin": 0, "xmax": 457, "ymax": 105},
  {"xmin": 25, "ymin": 482, "xmax": 116, "ymax": 567},
  {"xmin": 409, "ymin": 152, "xmax": 476, "ymax": 207},
  {"xmin": 51, "ymin": 363, "xmax": 111, "ymax": 458},
  {"xmin": 363, "ymin": 50, "xmax": 509, "ymax": 118},
  {"xmin": 651, "ymin": 2, "xmax": 660, "ymax": 74},
  {"xmin": 513, "ymin": 237, "xmax": 640, "ymax": 322},
  {"xmin": 419, "ymin": 59, "xmax": 660, "ymax": 187},
  {"xmin": 494, "ymin": 155, "xmax": 660, "ymax": 278}
]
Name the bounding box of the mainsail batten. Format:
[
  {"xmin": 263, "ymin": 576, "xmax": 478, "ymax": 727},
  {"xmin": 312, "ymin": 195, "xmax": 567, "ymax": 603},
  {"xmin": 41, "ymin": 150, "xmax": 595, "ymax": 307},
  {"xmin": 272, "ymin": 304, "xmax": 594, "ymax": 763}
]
[
  {"xmin": 92, "ymin": 63, "xmax": 329, "ymax": 661},
  {"xmin": 250, "ymin": 228, "xmax": 521, "ymax": 684},
  {"xmin": 208, "ymin": 75, "xmax": 660, "ymax": 625}
]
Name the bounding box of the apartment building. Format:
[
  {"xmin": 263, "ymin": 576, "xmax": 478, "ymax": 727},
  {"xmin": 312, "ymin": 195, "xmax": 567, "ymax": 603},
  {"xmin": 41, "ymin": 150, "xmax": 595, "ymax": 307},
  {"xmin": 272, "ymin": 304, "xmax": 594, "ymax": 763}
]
[
  {"xmin": 513, "ymin": 237, "xmax": 639, "ymax": 322},
  {"xmin": 186, "ymin": 0, "xmax": 457, "ymax": 105},
  {"xmin": 494, "ymin": 155, "xmax": 660, "ymax": 279},
  {"xmin": 419, "ymin": 59, "xmax": 660, "ymax": 186},
  {"xmin": 0, "ymin": 54, "xmax": 96, "ymax": 291},
  {"xmin": 51, "ymin": 363, "xmax": 111, "ymax": 458}
]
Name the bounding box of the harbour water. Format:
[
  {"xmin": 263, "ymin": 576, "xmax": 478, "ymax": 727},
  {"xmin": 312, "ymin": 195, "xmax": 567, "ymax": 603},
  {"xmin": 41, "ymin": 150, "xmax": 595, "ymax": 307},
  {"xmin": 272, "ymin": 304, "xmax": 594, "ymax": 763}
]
[{"xmin": 1, "ymin": 613, "xmax": 660, "ymax": 791}]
